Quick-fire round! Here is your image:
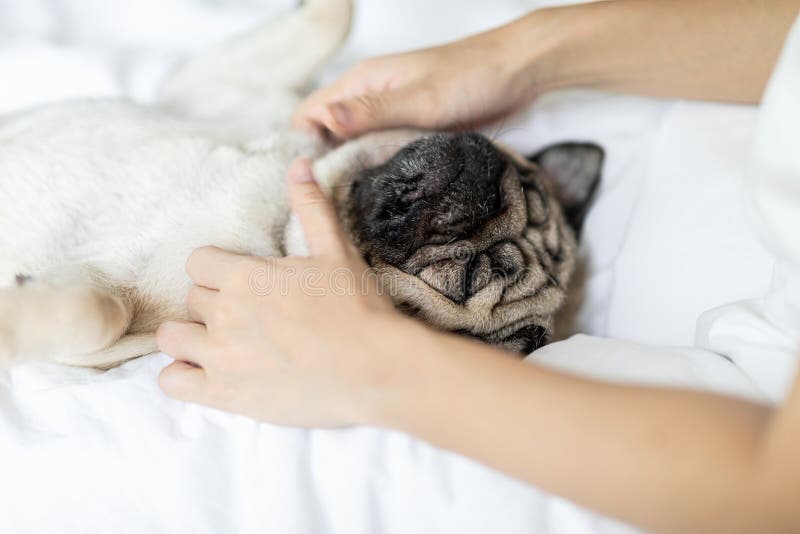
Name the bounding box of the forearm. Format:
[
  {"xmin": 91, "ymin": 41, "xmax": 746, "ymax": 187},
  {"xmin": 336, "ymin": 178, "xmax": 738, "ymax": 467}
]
[
  {"xmin": 366, "ymin": 323, "xmax": 794, "ymax": 534},
  {"xmin": 510, "ymin": 0, "xmax": 800, "ymax": 104}
]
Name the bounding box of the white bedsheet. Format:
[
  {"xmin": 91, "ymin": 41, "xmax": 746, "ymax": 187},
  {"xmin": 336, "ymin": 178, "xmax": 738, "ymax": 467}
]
[
  {"xmin": 0, "ymin": 1, "xmax": 789, "ymax": 533},
  {"xmin": 1, "ymin": 352, "xmax": 642, "ymax": 534}
]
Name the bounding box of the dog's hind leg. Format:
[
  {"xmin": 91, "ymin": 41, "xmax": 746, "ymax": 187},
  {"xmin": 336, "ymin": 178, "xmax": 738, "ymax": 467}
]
[
  {"xmin": 0, "ymin": 277, "xmax": 132, "ymax": 367},
  {"xmin": 159, "ymin": 0, "xmax": 353, "ymax": 121}
]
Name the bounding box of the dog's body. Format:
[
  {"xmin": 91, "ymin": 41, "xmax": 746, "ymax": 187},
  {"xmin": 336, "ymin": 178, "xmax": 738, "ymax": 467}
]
[
  {"xmin": 0, "ymin": 0, "xmax": 602, "ymax": 368},
  {"xmin": 0, "ymin": 101, "xmax": 319, "ymax": 365}
]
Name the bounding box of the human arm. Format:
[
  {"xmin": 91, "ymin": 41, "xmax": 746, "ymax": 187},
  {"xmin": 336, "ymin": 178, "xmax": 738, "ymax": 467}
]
[
  {"xmin": 370, "ymin": 328, "xmax": 800, "ymax": 534},
  {"xmin": 158, "ymin": 160, "xmax": 800, "ymax": 534},
  {"xmin": 293, "ymin": 0, "xmax": 800, "ymax": 138}
]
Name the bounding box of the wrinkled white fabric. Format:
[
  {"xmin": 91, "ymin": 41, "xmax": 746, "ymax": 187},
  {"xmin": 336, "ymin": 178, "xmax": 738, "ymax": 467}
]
[{"xmin": 696, "ymin": 15, "xmax": 800, "ymax": 402}]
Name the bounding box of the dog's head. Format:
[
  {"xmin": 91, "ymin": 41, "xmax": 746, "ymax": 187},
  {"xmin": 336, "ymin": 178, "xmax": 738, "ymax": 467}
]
[{"xmin": 291, "ymin": 130, "xmax": 603, "ymax": 354}]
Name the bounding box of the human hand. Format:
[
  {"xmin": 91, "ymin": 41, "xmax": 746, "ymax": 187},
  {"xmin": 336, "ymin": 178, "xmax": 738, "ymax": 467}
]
[
  {"xmin": 292, "ymin": 19, "xmax": 540, "ymax": 139},
  {"xmin": 156, "ymin": 158, "xmax": 426, "ymax": 427}
]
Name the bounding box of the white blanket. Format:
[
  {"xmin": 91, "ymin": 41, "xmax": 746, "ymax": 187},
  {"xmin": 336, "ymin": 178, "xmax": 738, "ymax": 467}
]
[{"xmin": 1, "ymin": 1, "xmax": 795, "ymax": 533}]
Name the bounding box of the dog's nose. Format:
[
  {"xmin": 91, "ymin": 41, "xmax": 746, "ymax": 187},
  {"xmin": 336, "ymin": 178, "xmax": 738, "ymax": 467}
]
[
  {"xmin": 351, "ymin": 132, "xmax": 508, "ymax": 265},
  {"xmin": 413, "ymin": 133, "xmax": 504, "ymax": 195},
  {"xmin": 410, "ymin": 133, "xmax": 507, "ymax": 236}
]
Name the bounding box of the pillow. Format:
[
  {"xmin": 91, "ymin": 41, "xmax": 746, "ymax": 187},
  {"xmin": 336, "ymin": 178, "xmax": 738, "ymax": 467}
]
[{"xmin": 529, "ymin": 334, "xmax": 764, "ymax": 402}]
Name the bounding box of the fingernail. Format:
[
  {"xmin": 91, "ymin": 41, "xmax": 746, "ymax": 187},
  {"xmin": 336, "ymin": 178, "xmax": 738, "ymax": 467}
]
[
  {"xmin": 329, "ymin": 102, "xmax": 352, "ymax": 128},
  {"xmin": 290, "ymin": 160, "xmax": 315, "ymax": 183}
]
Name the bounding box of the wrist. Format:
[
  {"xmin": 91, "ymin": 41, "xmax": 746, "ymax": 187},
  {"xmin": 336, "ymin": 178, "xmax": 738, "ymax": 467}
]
[
  {"xmin": 503, "ymin": 5, "xmax": 601, "ymax": 98},
  {"xmin": 355, "ymin": 314, "xmax": 458, "ymax": 429},
  {"xmin": 355, "ymin": 314, "xmax": 523, "ymax": 437}
]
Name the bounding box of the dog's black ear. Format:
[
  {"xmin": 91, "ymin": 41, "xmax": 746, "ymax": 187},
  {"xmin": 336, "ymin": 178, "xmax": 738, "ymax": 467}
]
[{"xmin": 528, "ymin": 143, "xmax": 604, "ymax": 236}]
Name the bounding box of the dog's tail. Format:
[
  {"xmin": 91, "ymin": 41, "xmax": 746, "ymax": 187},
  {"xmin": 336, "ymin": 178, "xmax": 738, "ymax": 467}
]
[{"xmin": 159, "ymin": 0, "xmax": 353, "ymax": 116}]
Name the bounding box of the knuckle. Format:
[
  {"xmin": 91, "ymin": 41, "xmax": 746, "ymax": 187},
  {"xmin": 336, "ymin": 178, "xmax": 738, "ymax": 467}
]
[
  {"xmin": 209, "ymin": 306, "xmax": 228, "ymax": 327},
  {"xmin": 186, "ymin": 246, "xmax": 209, "ymax": 273},
  {"xmin": 217, "ymin": 295, "xmax": 238, "ymax": 316},
  {"xmin": 296, "ymin": 192, "xmax": 328, "ymax": 210},
  {"xmin": 185, "ymin": 286, "xmax": 199, "ymax": 306},
  {"xmin": 186, "ymin": 288, "xmax": 207, "ymax": 317},
  {"xmin": 353, "ymin": 94, "xmax": 383, "ymax": 119},
  {"xmin": 156, "ymin": 322, "xmax": 177, "ymax": 347}
]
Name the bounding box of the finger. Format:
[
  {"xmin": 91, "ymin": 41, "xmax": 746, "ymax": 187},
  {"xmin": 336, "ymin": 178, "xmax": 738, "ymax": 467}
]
[
  {"xmin": 322, "ymin": 87, "xmax": 432, "ymax": 138},
  {"xmin": 293, "ymin": 95, "xmax": 334, "ymax": 136},
  {"xmin": 295, "ymin": 104, "xmax": 352, "ymax": 143},
  {"xmin": 293, "ymin": 103, "xmax": 345, "ymax": 145},
  {"xmin": 186, "ymin": 285, "xmax": 217, "ymax": 324},
  {"xmin": 156, "ymin": 320, "xmax": 209, "ymax": 366},
  {"xmin": 159, "ymin": 360, "xmax": 208, "ymax": 403},
  {"xmin": 186, "ymin": 246, "xmax": 249, "ymax": 290},
  {"xmin": 287, "ymin": 158, "xmax": 350, "ymax": 257},
  {"xmin": 292, "ymin": 77, "xmax": 358, "ymax": 134}
]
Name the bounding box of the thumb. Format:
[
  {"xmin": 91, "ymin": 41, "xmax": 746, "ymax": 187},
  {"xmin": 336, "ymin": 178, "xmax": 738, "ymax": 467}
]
[
  {"xmin": 326, "ymin": 87, "xmax": 428, "ymax": 138},
  {"xmin": 159, "ymin": 360, "xmax": 208, "ymax": 403},
  {"xmin": 287, "ymin": 158, "xmax": 349, "ymax": 257}
]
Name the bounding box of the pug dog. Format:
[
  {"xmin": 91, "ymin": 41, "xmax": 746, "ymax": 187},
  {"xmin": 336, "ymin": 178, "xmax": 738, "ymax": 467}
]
[{"xmin": 0, "ymin": 0, "xmax": 603, "ymax": 368}]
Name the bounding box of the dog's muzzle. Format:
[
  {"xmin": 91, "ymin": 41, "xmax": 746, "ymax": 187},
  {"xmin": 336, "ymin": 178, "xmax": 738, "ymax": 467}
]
[{"xmin": 350, "ymin": 133, "xmax": 508, "ymax": 266}]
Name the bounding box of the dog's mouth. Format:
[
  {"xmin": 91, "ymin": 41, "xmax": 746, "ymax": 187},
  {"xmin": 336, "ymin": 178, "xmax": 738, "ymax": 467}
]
[{"xmin": 343, "ymin": 132, "xmax": 576, "ymax": 353}]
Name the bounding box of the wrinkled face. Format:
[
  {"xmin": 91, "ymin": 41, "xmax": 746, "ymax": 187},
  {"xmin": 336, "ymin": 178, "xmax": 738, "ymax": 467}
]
[{"xmin": 318, "ymin": 131, "xmax": 602, "ymax": 354}]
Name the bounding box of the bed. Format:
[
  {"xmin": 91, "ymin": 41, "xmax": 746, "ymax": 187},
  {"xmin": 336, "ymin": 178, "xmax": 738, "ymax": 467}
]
[{"xmin": 0, "ymin": 1, "xmax": 792, "ymax": 533}]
